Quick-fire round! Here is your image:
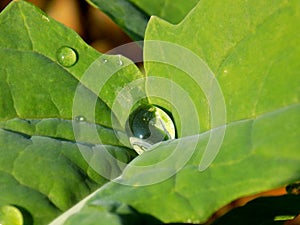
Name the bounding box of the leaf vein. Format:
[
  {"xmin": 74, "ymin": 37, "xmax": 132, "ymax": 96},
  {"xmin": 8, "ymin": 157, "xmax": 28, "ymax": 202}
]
[{"xmin": 216, "ymin": 2, "xmax": 291, "ymax": 77}]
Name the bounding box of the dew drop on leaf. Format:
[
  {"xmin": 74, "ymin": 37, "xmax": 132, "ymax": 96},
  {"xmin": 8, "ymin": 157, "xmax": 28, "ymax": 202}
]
[
  {"xmin": 74, "ymin": 115, "xmax": 86, "ymax": 122},
  {"xmin": 127, "ymin": 105, "xmax": 175, "ymax": 154},
  {"xmin": 102, "ymin": 58, "xmax": 108, "ymax": 63},
  {"xmin": 118, "ymin": 54, "xmax": 123, "ymax": 66},
  {"xmin": 56, "ymin": 46, "xmax": 78, "ymax": 67},
  {"xmin": 41, "ymin": 15, "xmax": 49, "ymax": 22},
  {"xmin": 0, "ymin": 205, "xmax": 23, "ymax": 225}
]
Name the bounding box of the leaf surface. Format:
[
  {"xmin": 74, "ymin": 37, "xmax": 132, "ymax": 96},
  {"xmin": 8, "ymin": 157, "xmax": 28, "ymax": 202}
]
[
  {"xmin": 0, "ymin": 1, "xmax": 143, "ymax": 224},
  {"xmin": 59, "ymin": 0, "xmax": 300, "ymax": 224}
]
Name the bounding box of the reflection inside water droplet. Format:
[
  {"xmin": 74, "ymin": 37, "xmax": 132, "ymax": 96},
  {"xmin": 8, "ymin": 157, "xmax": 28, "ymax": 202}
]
[
  {"xmin": 129, "ymin": 137, "xmax": 153, "ymax": 155},
  {"xmin": 126, "ymin": 105, "xmax": 175, "ymax": 154},
  {"xmin": 74, "ymin": 115, "xmax": 86, "ymax": 122},
  {"xmin": 56, "ymin": 46, "xmax": 78, "ymax": 67},
  {"xmin": 0, "ymin": 205, "xmax": 23, "ymax": 225}
]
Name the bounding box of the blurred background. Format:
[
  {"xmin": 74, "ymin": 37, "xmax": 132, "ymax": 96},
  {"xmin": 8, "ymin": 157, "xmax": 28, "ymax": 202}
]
[{"xmin": 0, "ymin": 0, "xmax": 142, "ymax": 61}]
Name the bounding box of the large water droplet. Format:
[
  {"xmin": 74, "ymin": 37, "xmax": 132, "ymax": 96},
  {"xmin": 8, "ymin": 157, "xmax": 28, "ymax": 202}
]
[
  {"xmin": 74, "ymin": 115, "xmax": 86, "ymax": 122},
  {"xmin": 127, "ymin": 105, "xmax": 175, "ymax": 154},
  {"xmin": 0, "ymin": 205, "xmax": 23, "ymax": 225},
  {"xmin": 56, "ymin": 46, "xmax": 78, "ymax": 67}
]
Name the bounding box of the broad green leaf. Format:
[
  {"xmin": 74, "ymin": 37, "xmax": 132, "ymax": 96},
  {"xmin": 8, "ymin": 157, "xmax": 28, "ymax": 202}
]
[
  {"xmin": 63, "ymin": 105, "xmax": 300, "ymax": 224},
  {"xmin": 58, "ymin": 0, "xmax": 300, "ymax": 224},
  {"xmin": 0, "ymin": 1, "xmax": 144, "ymax": 224},
  {"xmin": 128, "ymin": 0, "xmax": 199, "ymax": 24},
  {"xmin": 63, "ymin": 195, "xmax": 300, "ymax": 225},
  {"xmin": 144, "ymin": 0, "xmax": 300, "ymax": 132},
  {"xmin": 86, "ymin": 0, "xmax": 149, "ymax": 41},
  {"xmin": 0, "ymin": 128, "xmax": 136, "ymax": 225}
]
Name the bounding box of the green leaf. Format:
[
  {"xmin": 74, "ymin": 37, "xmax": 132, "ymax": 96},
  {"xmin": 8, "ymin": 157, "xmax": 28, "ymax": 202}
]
[
  {"xmin": 87, "ymin": 0, "xmax": 200, "ymax": 40},
  {"xmin": 128, "ymin": 0, "xmax": 199, "ymax": 24},
  {"xmin": 57, "ymin": 0, "xmax": 300, "ymax": 224},
  {"xmin": 65, "ymin": 105, "xmax": 299, "ymax": 224},
  {"xmin": 63, "ymin": 201, "xmax": 162, "ymax": 225},
  {"xmin": 144, "ymin": 0, "xmax": 300, "ymax": 132},
  {"xmin": 86, "ymin": 0, "xmax": 149, "ymax": 41},
  {"xmin": 0, "ymin": 128, "xmax": 137, "ymax": 225},
  {"xmin": 0, "ymin": 1, "xmax": 144, "ymax": 224}
]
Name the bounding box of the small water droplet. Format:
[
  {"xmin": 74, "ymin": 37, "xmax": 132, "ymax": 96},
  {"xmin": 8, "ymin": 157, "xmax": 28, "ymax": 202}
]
[
  {"xmin": 42, "ymin": 15, "xmax": 49, "ymax": 22},
  {"xmin": 118, "ymin": 55, "xmax": 123, "ymax": 66},
  {"xmin": 127, "ymin": 105, "xmax": 175, "ymax": 154},
  {"xmin": 75, "ymin": 116, "xmax": 86, "ymax": 122},
  {"xmin": 0, "ymin": 205, "xmax": 23, "ymax": 225},
  {"xmin": 102, "ymin": 58, "xmax": 108, "ymax": 63},
  {"xmin": 56, "ymin": 46, "xmax": 78, "ymax": 67}
]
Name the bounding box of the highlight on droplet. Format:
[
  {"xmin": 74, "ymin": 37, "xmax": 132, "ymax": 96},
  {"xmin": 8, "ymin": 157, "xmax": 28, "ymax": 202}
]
[{"xmin": 74, "ymin": 115, "xmax": 86, "ymax": 122}]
